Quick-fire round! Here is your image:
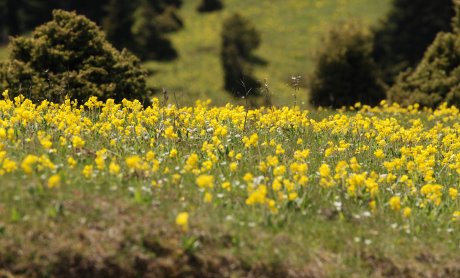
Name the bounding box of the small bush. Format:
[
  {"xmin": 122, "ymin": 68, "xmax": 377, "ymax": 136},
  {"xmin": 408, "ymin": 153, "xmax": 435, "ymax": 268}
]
[
  {"xmin": 197, "ymin": 0, "xmax": 224, "ymax": 13},
  {"xmin": 0, "ymin": 10, "xmax": 150, "ymax": 104},
  {"xmin": 388, "ymin": 1, "xmax": 460, "ymax": 108},
  {"xmin": 309, "ymin": 22, "xmax": 385, "ymax": 108},
  {"xmin": 221, "ymin": 13, "xmax": 261, "ymax": 98}
]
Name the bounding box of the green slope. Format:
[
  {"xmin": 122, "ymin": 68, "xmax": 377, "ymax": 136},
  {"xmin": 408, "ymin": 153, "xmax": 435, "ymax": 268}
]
[
  {"xmin": 0, "ymin": 0, "xmax": 391, "ymax": 106},
  {"xmin": 145, "ymin": 0, "xmax": 391, "ymax": 106}
]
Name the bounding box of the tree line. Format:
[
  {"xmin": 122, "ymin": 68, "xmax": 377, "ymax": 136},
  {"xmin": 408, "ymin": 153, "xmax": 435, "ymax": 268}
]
[
  {"xmin": 0, "ymin": 0, "xmax": 227, "ymax": 104},
  {"xmin": 0, "ymin": 0, "xmax": 223, "ymax": 61}
]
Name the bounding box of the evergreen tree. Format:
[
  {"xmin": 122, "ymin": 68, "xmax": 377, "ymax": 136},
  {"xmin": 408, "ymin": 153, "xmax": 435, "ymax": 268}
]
[
  {"xmin": 102, "ymin": 0, "xmax": 134, "ymax": 49},
  {"xmin": 310, "ymin": 22, "xmax": 385, "ymax": 108},
  {"xmin": 103, "ymin": 0, "xmax": 181, "ymax": 60},
  {"xmin": 103, "ymin": 0, "xmax": 136, "ymax": 51},
  {"xmin": 0, "ymin": 10, "xmax": 149, "ymax": 104},
  {"xmin": 131, "ymin": 0, "xmax": 177, "ymax": 60},
  {"xmin": 221, "ymin": 13, "xmax": 261, "ymax": 98},
  {"xmin": 388, "ymin": 1, "xmax": 460, "ymax": 108},
  {"xmin": 373, "ymin": 0, "xmax": 454, "ymax": 85}
]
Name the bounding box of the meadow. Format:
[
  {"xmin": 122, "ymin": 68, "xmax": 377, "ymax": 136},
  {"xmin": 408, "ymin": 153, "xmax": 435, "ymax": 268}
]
[{"xmin": 0, "ymin": 90, "xmax": 459, "ymax": 276}]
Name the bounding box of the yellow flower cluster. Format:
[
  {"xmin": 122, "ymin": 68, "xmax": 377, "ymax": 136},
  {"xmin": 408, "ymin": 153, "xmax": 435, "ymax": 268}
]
[{"xmin": 0, "ymin": 90, "xmax": 459, "ymax": 227}]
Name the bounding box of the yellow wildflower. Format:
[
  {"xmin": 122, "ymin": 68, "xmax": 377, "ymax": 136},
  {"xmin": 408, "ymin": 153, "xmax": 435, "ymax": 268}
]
[
  {"xmin": 109, "ymin": 160, "xmax": 120, "ymax": 175},
  {"xmin": 82, "ymin": 165, "xmax": 93, "ymax": 178},
  {"xmin": 164, "ymin": 126, "xmax": 178, "ymax": 139},
  {"xmin": 374, "ymin": 149, "xmax": 385, "ymax": 159},
  {"xmin": 47, "ymin": 174, "xmax": 61, "ymax": 188},
  {"xmin": 71, "ymin": 136, "xmax": 85, "ymax": 148},
  {"xmin": 222, "ymin": 182, "xmax": 231, "ymax": 191},
  {"xmin": 176, "ymin": 212, "xmax": 189, "ymax": 232},
  {"xmin": 319, "ymin": 164, "xmax": 331, "ymax": 177},
  {"xmin": 169, "ymin": 148, "xmax": 178, "ymax": 158},
  {"xmin": 230, "ymin": 162, "xmax": 238, "ymax": 172},
  {"xmin": 402, "ymin": 207, "xmax": 411, "ymax": 218},
  {"xmin": 389, "ymin": 196, "xmax": 401, "ymax": 212},
  {"xmin": 204, "ymin": 192, "xmax": 213, "ymax": 203},
  {"xmin": 449, "ymin": 187, "xmax": 458, "ymax": 200},
  {"xmin": 196, "ymin": 174, "xmax": 214, "ymax": 189},
  {"xmin": 67, "ymin": 157, "xmax": 77, "ymax": 168}
]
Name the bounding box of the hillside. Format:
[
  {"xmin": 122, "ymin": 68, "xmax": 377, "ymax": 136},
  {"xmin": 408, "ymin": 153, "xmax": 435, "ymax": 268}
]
[
  {"xmin": 144, "ymin": 0, "xmax": 391, "ymax": 106},
  {"xmin": 0, "ymin": 0, "xmax": 391, "ymax": 106}
]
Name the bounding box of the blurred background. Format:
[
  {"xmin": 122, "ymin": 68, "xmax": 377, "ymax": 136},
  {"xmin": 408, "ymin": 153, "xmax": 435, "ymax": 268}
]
[{"xmin": 0, "ymin": 0, "xmax": 456, "ymax": 108}]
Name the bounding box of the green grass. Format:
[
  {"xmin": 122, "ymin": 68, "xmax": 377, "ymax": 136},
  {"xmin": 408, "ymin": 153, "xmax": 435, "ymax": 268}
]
[
  {"xmin": 0, "ymin": 96, "xmax": 459, "ymax": 276},
  {"xmin": 145, "ymin": 0, "xmax": 392, "ymax": 107}
]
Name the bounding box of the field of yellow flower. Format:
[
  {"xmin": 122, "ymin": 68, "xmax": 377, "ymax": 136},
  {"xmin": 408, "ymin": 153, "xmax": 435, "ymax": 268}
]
[{"xmin": 0, "ymin": 90, "xmax": 459, "ymax": 276}]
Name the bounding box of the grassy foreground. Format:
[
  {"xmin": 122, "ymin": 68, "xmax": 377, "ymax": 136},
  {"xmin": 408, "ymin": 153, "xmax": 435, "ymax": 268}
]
[{"xmin": 0, "ymin": 90, "xmax": 459, "ymax": 276}]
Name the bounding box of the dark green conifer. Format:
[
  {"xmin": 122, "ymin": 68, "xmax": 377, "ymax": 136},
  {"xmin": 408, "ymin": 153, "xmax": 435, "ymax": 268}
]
[
  {"xmin": 221, "ymin": 13, "xmax": 261, "ymax": 98},
  {"xmin": 0, "ymin": 10, "xmax": 150, "ymax": 104},
  {"xmin": 309, "ymin": 22, "xmax": 385, "ymax": 108},
  {"xmin": 373, "ymin": 0, "xmax": 454, "ymax": 84},
  {"xmin": 131, "ymin": 0, "xmax": 177, "ymax": 60},
  {"xmin": 388, "ymin": 1, "xmax": 460, "ymax": 107},
  {"xmin": 103, "ymin": 0, "xmax": 136, "ymax": 51}
]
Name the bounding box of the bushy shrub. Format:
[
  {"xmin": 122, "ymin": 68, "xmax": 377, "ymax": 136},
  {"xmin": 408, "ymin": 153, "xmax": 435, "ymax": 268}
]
[
  {"xmin": 221, "ymin": 13, "xmax": 261, "ymax": 97},
  {"xmin": 373, "ymin": 0, "xmax": 454, "ymax": 85},
  {"xmin": 197, "ymin": 0, "xmax": 223, "ymax": 13},
  {"xmin": 0, "ymin": 10, "xmax": 150, "ymax": 104},
  {"xmin": 388, "ymin": 2, "xmax": 460, "ymax": 108},
  {"xmin": 309, "ymin": 22, "xmax": 385, "ymax": 108}
]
